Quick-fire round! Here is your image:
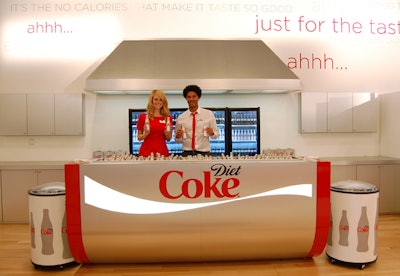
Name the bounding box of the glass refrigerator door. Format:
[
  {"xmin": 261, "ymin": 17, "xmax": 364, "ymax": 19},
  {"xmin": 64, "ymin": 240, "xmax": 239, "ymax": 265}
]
[
  {"xmin": 230, "ymin": 108, "xmax": 260, "ymax": 156},
  {"xmin": 210, "ymin": 109, "xmax": 226, "ymax": 156},
  {"xmin": 129, "ymin": 109, "xmax": 143, "ymax": 155}
]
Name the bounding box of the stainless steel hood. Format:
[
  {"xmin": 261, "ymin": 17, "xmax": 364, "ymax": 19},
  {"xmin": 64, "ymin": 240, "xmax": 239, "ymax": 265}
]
[{"xmin": 85, "ymin": 40, "xmax": 301, "ymax": 94}]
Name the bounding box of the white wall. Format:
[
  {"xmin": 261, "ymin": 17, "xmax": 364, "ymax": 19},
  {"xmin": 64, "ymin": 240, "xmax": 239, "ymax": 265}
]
[{"xmin": 0, "ymin": 0, "xmax": 398, "ymax": 161}]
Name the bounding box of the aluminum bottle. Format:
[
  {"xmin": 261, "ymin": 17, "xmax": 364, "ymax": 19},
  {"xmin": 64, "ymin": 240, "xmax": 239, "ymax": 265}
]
[
  {"xmin": 144, "ymin": 115, "xmax": 150, "ymax": 132},
  {"xmin": 182, "ymin": 124, "xmax": 187, "ymax": 139},
  {"xmin": 166, "ymin": 117, "xmax": 171, "ymax": 132},
  {"xmin": 203, "ymin": 122, "xmax": 209, "ymax": 136}
]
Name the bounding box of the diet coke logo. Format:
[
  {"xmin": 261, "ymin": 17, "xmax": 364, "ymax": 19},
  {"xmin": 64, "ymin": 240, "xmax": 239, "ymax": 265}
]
[{"xmin": 159, "ymin": 164, "xmax": 242, "ymax": 199}]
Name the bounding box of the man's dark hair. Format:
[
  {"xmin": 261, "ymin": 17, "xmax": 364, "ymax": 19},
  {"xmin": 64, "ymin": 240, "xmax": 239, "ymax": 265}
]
[{"xmin": 183, "ymin": 85, "xmax": 202, "ymax": 98}]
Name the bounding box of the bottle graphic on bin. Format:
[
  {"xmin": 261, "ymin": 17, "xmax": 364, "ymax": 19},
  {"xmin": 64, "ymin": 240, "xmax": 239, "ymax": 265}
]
[
  {"xmin": 41, "ymin": 208, "xmax": 54, "ymax": 255},
  {"xmin": 339, "ymin": 209, "xmax": 349, "ymax": 246},
  {"xmin": 30, "ymin": 212, "xmax": 36, "ymax": 249},
  {"xmin": 357, "ymin": 206, "xmax": 369, "ymax": 252},
  {"xmin": 327, "ymin": 204, "xmax": 333, "ymax": 246},
  {"xmin": 374, "ymin": 197, "xmax": 379, "ymax": 256},
  {"xmin": 62, "ymin": 211, "xmax": 72, "ymax": 259}
]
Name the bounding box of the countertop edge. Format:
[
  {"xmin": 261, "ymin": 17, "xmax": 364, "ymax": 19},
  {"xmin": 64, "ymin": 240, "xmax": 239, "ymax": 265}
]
[
  {"xmin": 0, "ymin": 161, "xmax": 71, "ymax": 170},
  {"xmin": 319, "ymin": 156, "xmax": 400, "ymax": 165},
  {"xmin": 0, "ymin": 156, "xmax": 399, "ymax": 169}
]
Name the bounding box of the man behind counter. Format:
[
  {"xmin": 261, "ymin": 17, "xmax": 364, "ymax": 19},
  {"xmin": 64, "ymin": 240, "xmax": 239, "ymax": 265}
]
[{"xmin": 175, "ymin": 85, "xmax": 219, "ymax": 157}]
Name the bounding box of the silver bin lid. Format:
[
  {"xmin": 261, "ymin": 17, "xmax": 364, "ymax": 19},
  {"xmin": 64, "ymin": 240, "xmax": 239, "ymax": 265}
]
[
  {"xmin": 28, "ymin": 182, "xmax": 65, "ymax": 196},
  {"xmin": 331, "ymin": 180, "xmax": 379, "ymax": 194}
]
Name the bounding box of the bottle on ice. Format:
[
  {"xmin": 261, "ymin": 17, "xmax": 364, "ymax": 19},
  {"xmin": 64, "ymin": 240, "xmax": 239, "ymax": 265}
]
[{"xmin": 41, "ymin": 208, "xmax": 54, "ymax": 255}]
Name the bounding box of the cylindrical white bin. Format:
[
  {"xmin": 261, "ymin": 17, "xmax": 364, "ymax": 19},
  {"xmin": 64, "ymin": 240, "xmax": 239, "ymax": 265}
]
[
  {"xmin": 28, "ymin": 182, "xmax": 75, "ymax": 269},
  {"xmin": 326, "ymin": 180, "xmax": 379, "ymax": 269}
]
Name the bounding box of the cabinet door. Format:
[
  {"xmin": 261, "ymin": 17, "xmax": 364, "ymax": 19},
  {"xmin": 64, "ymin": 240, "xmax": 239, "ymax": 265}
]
[
  {"xmin": 0, "ymin": 173, "xmax": 2, "ymax": 222},
  {"xmin": 356, "ymin": 164, "xmax": 398, "ymax": 214},
  {"xmin": 331, "ymin": 165, "xmax": 357, "ymax": 184},
  {"xmin": 300, "ymin": 92, "xmax": 327, "ymax": 132},
  {"xmin": 27, "ymin": 94, "xmax": 55, "ymax": 135},
  {"xmin": 37, "ymin": 169, "xmax": 64, "ymax": 184},
  {"xmin": 379, "ymin": 165, "xmax": 398, "ymax": 213},
  {"xmin": 1, "ymin": 170, "xmax": 37, "ymax": 223},
  {"xmin": 0, "ymin": 94, "xmax": 27, "ymax": 135},
  {"xmin": 356, "ymin": 165, "xmax": 380, "ymax": 187},
  {"xmin": 54, "ymin": 93, "xmax": 83, "ymax": 135},
  {"xmin": 396, "ymin": 165, "xmax": 400, "ymax": 213},
  {"xmin": 327, "ymin": 92, "xmax": 352, "ymax": 132},
  {"xmin": 352, "ymin": 93, "xmax": 378, "ymax": 132}
]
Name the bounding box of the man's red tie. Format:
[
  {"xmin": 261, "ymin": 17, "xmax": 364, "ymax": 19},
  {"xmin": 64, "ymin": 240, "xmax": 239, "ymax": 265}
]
[{"xmin": 191, "ymin": 112, "xmax": 197, "ymax": 150}]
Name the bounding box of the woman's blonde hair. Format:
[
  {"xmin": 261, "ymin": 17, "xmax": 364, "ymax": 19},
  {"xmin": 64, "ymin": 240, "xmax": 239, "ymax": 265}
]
[{"xmin": 147, "ymin": 89, "xmax": 170, "ymax": 118}]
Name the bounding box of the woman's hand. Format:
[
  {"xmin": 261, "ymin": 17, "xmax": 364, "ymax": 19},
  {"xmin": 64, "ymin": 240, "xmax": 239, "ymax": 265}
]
[
  {"xmin": 164, "ymin": 129, "xmax": 172, "ymax": 141},
  {"xmin": 138, "ymin": 130, "xmax": 149, "ymax": 141}
]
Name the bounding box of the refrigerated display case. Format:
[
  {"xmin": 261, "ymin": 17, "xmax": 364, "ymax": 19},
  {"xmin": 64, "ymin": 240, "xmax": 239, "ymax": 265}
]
[
  {"xmin": 129, "ymin": 107, "xmax": 260, "ymax": 156},
  {"xmin": 229, "ymin": 108, "xmax": 260, "ymax": 156}
]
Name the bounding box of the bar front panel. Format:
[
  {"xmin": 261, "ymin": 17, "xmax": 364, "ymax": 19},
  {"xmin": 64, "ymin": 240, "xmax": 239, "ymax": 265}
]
[{"xmin": 66, "ymin": 159, "xmax": 329, "ymax": 263}]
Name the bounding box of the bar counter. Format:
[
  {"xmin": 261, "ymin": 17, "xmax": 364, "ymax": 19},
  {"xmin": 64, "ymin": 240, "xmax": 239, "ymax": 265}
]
[{"xmin": 65, "ymin": 157, "xmax": 330, "ymax": 263}]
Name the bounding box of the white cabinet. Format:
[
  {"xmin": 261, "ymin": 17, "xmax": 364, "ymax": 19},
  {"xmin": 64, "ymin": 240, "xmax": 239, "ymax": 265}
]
[
  {"xmin": 0, "ymin": 93, "xmax": 83, "ymax": 136},
  {"xmin": 352, "ymin": 93, "xmax": 379, "ymax": 132},
  {"xmin": 55, "ymin": 93, "xmax": 83, "ymax": 135},
  {"xmin": 327, "ymin": 93, "xmax": 353, "ymax": 132},
  {"xmin": 1, "ymin": 169, "xmax": 64, "ymax": 223},
  {"xmin": 300, "ymin": 92, "xmax": 378, "ymax": 133},
  {"xmin": 299, "ymin": 92, "xmax": 327, "ymax": 132},
  {"xmin": 0, "ymin": 94, "xmax": 27, "ymax": 135},
  {"xmin": 27, "ymin": 94, "xmax": 55, "ymax": 135}
]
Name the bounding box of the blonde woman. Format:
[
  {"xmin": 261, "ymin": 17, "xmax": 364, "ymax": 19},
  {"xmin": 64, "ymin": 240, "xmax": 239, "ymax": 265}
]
[{"xmin": 137, "ymin": 90, "xmax": 173, "ymax": 157}]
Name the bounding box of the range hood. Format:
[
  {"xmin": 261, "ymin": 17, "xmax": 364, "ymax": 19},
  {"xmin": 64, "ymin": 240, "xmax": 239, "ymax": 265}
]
[{"xmin": 85, "ymin": 40, "xmax": 301, "ymax": 94}]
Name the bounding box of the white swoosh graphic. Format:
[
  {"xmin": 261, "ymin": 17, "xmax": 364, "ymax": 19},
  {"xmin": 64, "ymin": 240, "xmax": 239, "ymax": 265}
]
[{"xmin": 84, "ymin": 176, "xmax": 312, "ymax": 214}]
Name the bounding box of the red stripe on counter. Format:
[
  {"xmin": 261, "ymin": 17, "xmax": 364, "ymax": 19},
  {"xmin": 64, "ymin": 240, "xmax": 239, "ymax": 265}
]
[
  {"xmin": 307, "ymin": 161, "xmax": 331, "ymax": 257},
  {"xmin": 65, "ymin": 163, "xmax": 90, "ymax": 263}
]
